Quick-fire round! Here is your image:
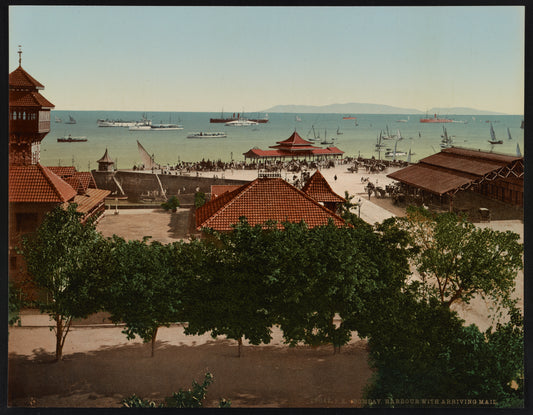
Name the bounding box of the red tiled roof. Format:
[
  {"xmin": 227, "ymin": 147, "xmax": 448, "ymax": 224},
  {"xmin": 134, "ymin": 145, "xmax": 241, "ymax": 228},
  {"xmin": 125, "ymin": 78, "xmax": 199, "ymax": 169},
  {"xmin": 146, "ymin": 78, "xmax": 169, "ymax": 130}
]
[
  {"xmin": 48, "ymin": 166, "xmax": 77, "ymax": 177},
  {"xmin": 244, "ymin": 147, "xmax": 344, "ymax": 159},
  {"xmin": 75, "ymin": 171, "xmax": 97, "ymax": 189},
  {"xmin": 196, "ymin": 177, "xmax": 346, "ymax": 231},
  {"xmin": 9, "ymin": 164, "xmax": 77, "ymax": 203},
  {"xmin": 302, "ymin": 170, "xmax": 345, "ymax": 203},
  {"xmin": 9, "ymin": 66, "xmax": 44, "ymax": 89},
  {"xmin": 65, "ymin": 175, "xmax": 85, "ymax": 195},
  {"xmin": 210, "ymin": 185, "xmax": 243, "ymax": 199},
  {"xmin": 275, "ymin": 131, "xmax": 316, "ymax": 147},
  {"xmin": 9, "ymin": 91, "xmax": 55, "ymax": 109}
]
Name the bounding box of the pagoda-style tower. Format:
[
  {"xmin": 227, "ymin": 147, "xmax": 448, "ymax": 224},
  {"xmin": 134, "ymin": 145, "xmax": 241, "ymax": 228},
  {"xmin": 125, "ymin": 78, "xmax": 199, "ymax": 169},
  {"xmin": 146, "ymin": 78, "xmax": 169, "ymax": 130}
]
[
  {"xmin": 9, "ymin": 47, "xmax": 55, "ymax": 166},
  {"xmin": 97, "ymin": 148, "xmax": 115, "ymax": 171}
]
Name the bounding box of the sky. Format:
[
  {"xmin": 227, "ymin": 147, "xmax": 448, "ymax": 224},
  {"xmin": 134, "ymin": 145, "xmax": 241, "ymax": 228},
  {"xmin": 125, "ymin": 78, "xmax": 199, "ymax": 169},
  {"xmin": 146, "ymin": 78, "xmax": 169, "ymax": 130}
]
[{"xmin": 9, "ymin": 6, "xmax": 525, "ymax": 114}]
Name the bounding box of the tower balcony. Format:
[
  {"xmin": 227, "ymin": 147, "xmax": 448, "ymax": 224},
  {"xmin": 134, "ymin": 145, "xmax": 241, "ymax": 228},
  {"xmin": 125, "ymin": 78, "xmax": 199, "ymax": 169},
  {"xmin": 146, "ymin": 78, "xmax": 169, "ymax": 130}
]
[{"xmin": 9, "ymin": 110, "xmax": 51, "ymax": 134}]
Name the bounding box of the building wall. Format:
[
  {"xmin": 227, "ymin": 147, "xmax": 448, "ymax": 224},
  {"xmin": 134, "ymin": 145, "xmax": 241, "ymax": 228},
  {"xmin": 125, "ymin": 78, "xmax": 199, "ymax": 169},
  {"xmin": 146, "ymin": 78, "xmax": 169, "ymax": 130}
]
[{"xmin": 93, "ymin": 171, "xmax": 249, "ymax": 203}]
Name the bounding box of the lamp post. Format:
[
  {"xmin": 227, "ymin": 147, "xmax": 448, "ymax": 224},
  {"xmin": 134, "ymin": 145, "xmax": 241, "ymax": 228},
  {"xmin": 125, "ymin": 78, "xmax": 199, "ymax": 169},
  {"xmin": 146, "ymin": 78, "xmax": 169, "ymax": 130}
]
[{"xmin": 358, "ymin": 198, "xmax": 362, "ymax": 218}]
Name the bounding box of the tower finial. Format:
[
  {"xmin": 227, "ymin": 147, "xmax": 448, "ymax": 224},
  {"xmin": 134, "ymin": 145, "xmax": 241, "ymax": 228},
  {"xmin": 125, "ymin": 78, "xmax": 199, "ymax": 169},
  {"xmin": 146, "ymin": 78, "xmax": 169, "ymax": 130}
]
[{"xmin": 17, "ymin": 45, "xmax": 22, "ymax": 66}]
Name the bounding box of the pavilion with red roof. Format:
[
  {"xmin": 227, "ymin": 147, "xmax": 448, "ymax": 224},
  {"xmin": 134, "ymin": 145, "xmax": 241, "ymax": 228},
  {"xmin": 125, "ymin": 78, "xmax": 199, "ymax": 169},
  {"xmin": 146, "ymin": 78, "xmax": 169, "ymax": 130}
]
[
  {"xmin": 196, "ymin": 176, "xmax": 347, "ymax": 232},
  {"xmin": 243, "ymin": 131, "xmax": 344, "ymax": 162}
]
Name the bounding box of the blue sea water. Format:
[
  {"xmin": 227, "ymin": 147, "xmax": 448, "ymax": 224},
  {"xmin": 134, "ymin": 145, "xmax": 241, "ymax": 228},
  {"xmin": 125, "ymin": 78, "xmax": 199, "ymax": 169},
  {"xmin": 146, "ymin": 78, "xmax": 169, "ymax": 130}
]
[{"xmin": 44, "ymin": 110, "xmax": 524, "ymax": 172}]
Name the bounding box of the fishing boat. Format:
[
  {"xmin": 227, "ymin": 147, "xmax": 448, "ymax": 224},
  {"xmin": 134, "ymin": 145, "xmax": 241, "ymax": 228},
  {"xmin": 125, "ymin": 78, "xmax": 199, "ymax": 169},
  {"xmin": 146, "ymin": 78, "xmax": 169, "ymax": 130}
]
[
  {"xmin": 343, "ymin": 116, "xmax": 357, "ymax": 120},
  {"xmin": 336, "ymin": 127, "xmax": 343, "ymax": 135},
  {"xmin": 420, "ymin": 113, "xmax": 453, "ymax": 123},
  {"xmin": 320, "ymin": 129, "xmax": 334, "ymax": 145},
  {"xmin": 55, "ymin": 116, "xmax": 62, "ymax": 123},
  {"xmin": 186, "ymin": 132, "xmax": 227, "ymax": 139},
  {"xmin": 375, "ymin": 131, "xmax": 386, "ymax": 150},
  {"xmin": 507, "ymin": 127, "xmax": 512, "ymax": 141},
  {"xmin": 396, "ymin": 116, "xmax": 409, "ymax": 123},
  {"xmin": 57, "ymin": 134, "xmax": 87, "ymax": 143},
  {"xmin": 64, "ymin": 115, "xmax": 77, "ymax": 124},
  {"xmin": 295, "ymin": 115, "xmax": 302, "ymax": 122},
  {"xmin": 225, "ymin": 119, "xmax": 258, "ymax": 126},
  {"xmin": 488, "ymin": 123, "xmax": 503, "ymax": 144},
  {"xmin": 381, "ymin": 125, "xmax": 397, "ymax": 140}
]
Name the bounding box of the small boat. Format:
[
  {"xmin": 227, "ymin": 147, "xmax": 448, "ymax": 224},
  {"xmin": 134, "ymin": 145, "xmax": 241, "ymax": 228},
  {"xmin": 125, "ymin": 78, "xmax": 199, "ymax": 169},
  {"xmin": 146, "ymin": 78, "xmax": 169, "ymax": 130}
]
[
  {"xmin": 488, "ymin": 123, "xmax": 502, "ymax": 144},
  {"xmin": 381, "ymin": 125, "xmax": 397, "ymax": 140},
  {"xmin": 385, "ymin": 150, "xmax": 407, "ymax": 158},
  {"xmin": 225, "ymin": 119, "xmax": 258, "ymax": 126},
  {"xmin": 420, "ymin": 113, "xmax": 453, "ymax": 123},
  {"xmin": 186, "ymin": 132, "xmax": 227, "ymax": 139},
  {"xmin": 57, "ymin": 134, "xmax": 87, "ymax": 143},
  {"xmin": 343, "ymin": 116, "xmax": 357, "ymax": 120},
  {"xmin": 151, "ymin": 123, "xmax": 184, "ymax": 131},
  {"xmin": 375, "ymin": 131, "xmax": 387, "ymax": 150},
  {"xmin": 320, "ymin": 129, "xmax": 334, "ymax": 145},
  {"xmin": 336, "ymin": 127, "xmax": 343, "ymax": 135},
  {"xmin": 55, "ymin": 116, "xmax": 62, "ymax": 123},
  {"xmin": 507, "ymin": 127, "xmax": 512, "ymax": 141},
  {"xmin": 295, "ymin": 116, "xmax": 302, "ymax": 122},
  {"xmin": 440, "ymin": 126, "xmax": 453, "ymax": 148},
  {"xmin": 64, "ymin": 115, "xmax": 77, "ymax": 124}
]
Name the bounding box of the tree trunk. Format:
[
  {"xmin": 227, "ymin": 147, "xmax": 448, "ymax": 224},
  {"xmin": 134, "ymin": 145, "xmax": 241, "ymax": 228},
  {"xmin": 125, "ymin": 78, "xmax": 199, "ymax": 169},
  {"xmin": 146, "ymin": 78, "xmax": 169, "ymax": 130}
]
[
  {"xmin": 237, "ymin": 337, "xmax": 243, "ymax": 357},
  {"xmin": 151, "ymin": 327, "xmax": 159, "ymax": 358},
  {"xmin": 55, "ymin": 314, "xmax": 63, "ymax": 361}
]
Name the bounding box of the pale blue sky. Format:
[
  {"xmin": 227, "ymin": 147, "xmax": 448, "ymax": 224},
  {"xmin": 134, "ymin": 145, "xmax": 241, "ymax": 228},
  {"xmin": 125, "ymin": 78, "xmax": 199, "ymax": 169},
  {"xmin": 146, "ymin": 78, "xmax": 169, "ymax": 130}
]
[{"xmin": 9, "ymin": 6, "xmax": 524, "ymax": 114}]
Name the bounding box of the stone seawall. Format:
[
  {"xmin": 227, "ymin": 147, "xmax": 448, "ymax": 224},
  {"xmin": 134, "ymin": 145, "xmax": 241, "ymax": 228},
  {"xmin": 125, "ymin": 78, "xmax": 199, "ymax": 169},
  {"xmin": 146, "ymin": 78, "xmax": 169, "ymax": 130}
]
[{"xmin": 92, "ymin": 170, "xmax": 250, "ymax": 205}]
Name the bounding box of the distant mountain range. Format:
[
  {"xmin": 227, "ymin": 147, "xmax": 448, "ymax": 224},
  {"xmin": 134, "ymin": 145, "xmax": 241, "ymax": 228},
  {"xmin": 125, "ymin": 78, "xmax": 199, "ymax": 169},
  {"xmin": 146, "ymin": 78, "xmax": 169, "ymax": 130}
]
[{"xmin": 261, "ymin": 103, "xmax": 507, "ymax": 115}]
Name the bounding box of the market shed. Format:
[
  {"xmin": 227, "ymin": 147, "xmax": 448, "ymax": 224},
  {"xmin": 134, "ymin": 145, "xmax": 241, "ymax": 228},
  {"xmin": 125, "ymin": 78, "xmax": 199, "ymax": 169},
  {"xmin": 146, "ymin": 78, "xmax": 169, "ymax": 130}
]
[{"xmin": 387, "ymin": 147, "xmax": 523, "ymax": 211}]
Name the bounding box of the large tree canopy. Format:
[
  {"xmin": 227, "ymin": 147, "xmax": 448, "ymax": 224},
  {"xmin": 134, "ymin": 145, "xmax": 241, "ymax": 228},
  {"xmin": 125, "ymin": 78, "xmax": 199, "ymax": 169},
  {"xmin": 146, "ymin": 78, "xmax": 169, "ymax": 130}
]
[
  {"xmin": 22, "ymin": 204, "xmax": 106, "ymax": 360},
  {"xmin": 102, "ymin": 236, "xmax": 181, "ymax": 357},
  {"xmin": 397, "ymin": 207, "xmax": 522, "ymax": 312}
]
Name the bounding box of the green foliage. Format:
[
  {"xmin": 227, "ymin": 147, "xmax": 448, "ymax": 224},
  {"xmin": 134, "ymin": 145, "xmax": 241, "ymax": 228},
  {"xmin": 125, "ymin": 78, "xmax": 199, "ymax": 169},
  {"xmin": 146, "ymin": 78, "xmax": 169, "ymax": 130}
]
[
  {"xmin": 363, "ymin": 296, "xmax": 524, "ymax": 407},
  {"xmin": 102, "ymin": 236, "xmax": 181, "ymax": 356},
  {"xmin": 194, "ymin": 191, "xmax": 206, "ymax": 208},
  {"xmin": 399, "ymin": 207, "xmax": 523, "ymax": 311},
  {"xmin": 164, "ymin": 372, "xmax": 213, "ymax": 408},
  {"xmin": 182, "ymin": 219, "xmax": 279, "ymax": 355},
  {"xmin": 121, "ymin": 394, "xmax": 162, "ymax": 408},
  {"xmin": 161, "ymin": 195, "xmax": 180, "ymax": 211},
  {"xmin": 121, "ymin": 373, "xmax": 230, "ymax": 408},
  {"xmin": 8, "ymin": 281, "xmax": 27, "ymax": 326},
  {"xmin": 21, "ymin": 204, "xmax": 106, "ymax": 360}
]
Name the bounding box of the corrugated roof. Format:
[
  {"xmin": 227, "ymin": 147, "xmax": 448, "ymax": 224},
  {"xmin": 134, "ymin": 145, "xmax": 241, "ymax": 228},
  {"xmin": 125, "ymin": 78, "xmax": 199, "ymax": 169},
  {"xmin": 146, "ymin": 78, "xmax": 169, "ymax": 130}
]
[
  {"xmin": 9, "ymin": 164, "xmax": 77, "ymax": 203},
  {"xmin": 302, "ymin": 170, "xmax": 345, "ymax": 203},
  {"xmin": 387, "ymin": 147, "xmax": 523, "ymax": 196},
  {"xmin": 387, "ymin": 164, "xmax": 478, "ymax": 195},
  {"xmin": 70, "ymin": 188, "xmax": 111, "ymax": 214},
  {"xmin": 196, "ymin": 177, "xmax": 346, "ymax": 231}
]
